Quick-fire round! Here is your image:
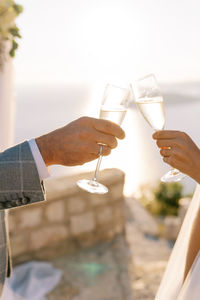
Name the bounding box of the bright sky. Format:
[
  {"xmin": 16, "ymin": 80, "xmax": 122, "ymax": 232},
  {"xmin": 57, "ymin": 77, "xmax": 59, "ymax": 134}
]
[{"xmin": 15, "ymin": 0, "xmax": 200, "ymax": 86}]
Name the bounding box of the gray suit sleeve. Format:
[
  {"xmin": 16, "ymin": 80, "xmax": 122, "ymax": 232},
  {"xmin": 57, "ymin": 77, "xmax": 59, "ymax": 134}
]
[{"xmin": 0, "ymin": 141, "xmax": 46, "ymax": 210}]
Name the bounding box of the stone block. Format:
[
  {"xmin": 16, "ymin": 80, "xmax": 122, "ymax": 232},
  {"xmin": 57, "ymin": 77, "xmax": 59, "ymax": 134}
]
[
  {"xmin": 8, "ymin": 169, "xmax": 126, "ymax": 261},
  {"xmin": 114, "ymin": 222, "xmax": 125, "ymax": 234},
  {"xmin": 67, "ymin": 197, "xmax": 86, "ymax": 214},
  {"xmin": 10, "ymin": 234, "xmax": 28, "ymax": 257},
  {"xmin": 99, "ymin": 168, "xmax": 125, "ymax": 186},
  {"xmin": 113, "ymin": 202, "xmax": 125, "ymax": 222},
  {"xmin": 70, "ymin": 212, "xmax": 95, "ymax": 236},
  {"xmin": 30, "ymin": 225, "xmax": 69, "ymax": 250},
  {"xmin": 45, "ymin": 200, "xmax": 65, "ymax": 222},
  {"xmin": 77, "ymin": 232, "xmax": 98, "ymax": 248},
  {"xmin": 113, "ymin": 203, "xmax": 125, "ymax": 235},
  {"xmin": 18, "ymin": 207, "xmax": 43, "ymax": 229},
  {"xmin": 96, "ymin": 207, "xmax": 113, "ymax": 224},
  {"xmin": 109, "ymin": 183, "xmax": 124, "ymax": 202},
  {"xmin": 126, "ymin": 198, "xmax": 159, "ymax": 237},
  {"xmin": 88, "ymin": 194, "xmax": 108, "ymax": 207},
  {"xmin": 45, "ymin": 177, "xmax": 78, "ymax": 201},
  {"xmin": 96, "ymin": 225, "xmax": 115, "ymax": 241}
]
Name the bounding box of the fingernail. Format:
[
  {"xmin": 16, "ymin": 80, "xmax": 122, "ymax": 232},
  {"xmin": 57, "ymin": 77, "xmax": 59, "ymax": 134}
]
[{"xmin": 120, "ymin": 131, "xmax": 125, "ymax": 139}]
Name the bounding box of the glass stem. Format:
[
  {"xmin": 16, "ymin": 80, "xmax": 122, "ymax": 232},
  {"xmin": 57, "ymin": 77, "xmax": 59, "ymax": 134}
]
[{"xmin": 93, "ymin": 155, "xmax": 103, "ymax": 181}]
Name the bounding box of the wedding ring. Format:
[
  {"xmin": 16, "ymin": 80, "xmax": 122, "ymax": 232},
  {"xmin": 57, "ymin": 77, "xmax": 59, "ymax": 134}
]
[{"xmin": 98, "ymin": 145, "xmax": 103, "ymax": 156}]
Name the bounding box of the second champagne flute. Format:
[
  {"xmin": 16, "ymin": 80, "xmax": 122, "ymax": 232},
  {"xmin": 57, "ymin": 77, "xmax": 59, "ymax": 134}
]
[
  {"xmin": 133, "ymin": 74, "xmax": 186, "ymax": 182},
  {"xmin": 77, "ymin": 84, "xmax": 130, "ymax": 194}
]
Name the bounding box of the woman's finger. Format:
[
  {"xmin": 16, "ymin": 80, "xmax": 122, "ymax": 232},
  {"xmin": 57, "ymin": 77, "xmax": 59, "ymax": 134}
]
[
  {"xmin": 156, "ymin": 139, "xmax": 182, "ymax": 149},
  {"xmin": 160, "ymin": 148, "xmax": 172, "ymax": 157}
]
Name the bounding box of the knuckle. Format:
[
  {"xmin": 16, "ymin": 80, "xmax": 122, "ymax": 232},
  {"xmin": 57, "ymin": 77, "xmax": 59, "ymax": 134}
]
[
  {"xmin": 181, "ymin": 131, "xmax": 186, "ymax": 137},
  {"xmin": 172, "ymin": 149, "xmax": 181, "ymax": 158},
  {"xmin": 77, "ymin": 116, "xmax": 84, "ymax": 124},
  {"xmin": 171, "ymin": 149, "xmax": 175, "ymax": 156},
  {"xmin": 78, "ymin": 116, "xmax": 89, "ymax": 125},
  {"xmin": 180, "ymin": 131, "xmax": 188, "ymax": 140}
]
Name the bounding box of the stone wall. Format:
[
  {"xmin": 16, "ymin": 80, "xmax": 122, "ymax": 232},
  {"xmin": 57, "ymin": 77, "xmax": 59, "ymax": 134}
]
[{"xmin": 8, "ymin": 168, "xmax": 125, "ymax": 265}]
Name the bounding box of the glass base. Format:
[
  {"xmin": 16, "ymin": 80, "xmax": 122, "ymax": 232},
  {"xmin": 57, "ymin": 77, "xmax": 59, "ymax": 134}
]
[
  {"xmin": 161, "ymin": 169, "xmax": 186, "ymax": 183},
  {"xmin": 77, "ymin": 179, "xmax": 108, "ymax": 194}
]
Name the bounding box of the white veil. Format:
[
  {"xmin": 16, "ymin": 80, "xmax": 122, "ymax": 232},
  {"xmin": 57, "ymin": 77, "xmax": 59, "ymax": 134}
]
[{"xmin": 155, "ymin": 184, "xmax": 200, "ymax": 300}]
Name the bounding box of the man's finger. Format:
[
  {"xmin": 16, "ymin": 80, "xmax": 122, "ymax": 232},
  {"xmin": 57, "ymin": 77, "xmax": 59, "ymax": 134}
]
[
  {"xmin": 94, "ymin": 132, "xmax": 118, "ymax": 149},
  {"xmin": 92, "ymin": 118, "xmax": 125, "ymax": 139},
  {"xmin": 89, "ymin": 143, "xmax": 112, "ymax": 156}
]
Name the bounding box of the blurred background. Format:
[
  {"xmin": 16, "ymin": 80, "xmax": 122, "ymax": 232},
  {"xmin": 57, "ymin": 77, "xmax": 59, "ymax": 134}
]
[
  {"xmin": 3, "ymin": 0, "xmax": 200, "ymax": 299},
  {"xmin": 14, "ymin": 0, "xmax": 200, "ymax": 197}
]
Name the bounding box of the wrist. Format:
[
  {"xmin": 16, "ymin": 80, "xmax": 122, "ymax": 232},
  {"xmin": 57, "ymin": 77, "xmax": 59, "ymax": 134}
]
[{"xmin": 35, "ymin": 134, "xmax": 54, "ymax": 167}]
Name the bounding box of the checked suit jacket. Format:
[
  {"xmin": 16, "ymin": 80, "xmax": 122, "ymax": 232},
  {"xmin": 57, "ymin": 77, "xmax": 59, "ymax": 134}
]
[{"xmin": 0, "ymin": 141, "xmax": 45, "ymax": 297}]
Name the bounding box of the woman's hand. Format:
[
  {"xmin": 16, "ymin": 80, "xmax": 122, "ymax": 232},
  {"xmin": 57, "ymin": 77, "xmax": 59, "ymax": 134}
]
[{"xmin": 153, "ymin": 130, "xmax": 200, "ymax": 183}]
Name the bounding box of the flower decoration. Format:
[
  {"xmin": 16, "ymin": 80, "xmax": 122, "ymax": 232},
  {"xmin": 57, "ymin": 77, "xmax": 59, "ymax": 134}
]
[{"xmin": 0, "ymin": 0, "xmax": 23, "ymax": 68}]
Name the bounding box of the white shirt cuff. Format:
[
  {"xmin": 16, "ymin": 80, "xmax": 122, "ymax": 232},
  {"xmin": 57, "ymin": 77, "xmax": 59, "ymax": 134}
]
[{"xmin": 28, "ymin": 139, "xmax": 51, "ymax": 180}]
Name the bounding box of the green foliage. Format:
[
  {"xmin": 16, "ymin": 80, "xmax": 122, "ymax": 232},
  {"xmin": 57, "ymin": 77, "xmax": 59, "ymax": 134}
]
[
  {"xmin": 9, "ymin": 39, "xmax": 18, "ymax": 57},
  {"xmin": 0, "ymin": 1, "xmax": 23, "ymax": 58},
  {"xmin": 139, "ymin": 181, "xmax": 183, "ymax": 216},
  {"xmin": 9, "ymin": 26, "xmax": 21, "ymax": 38},
  {"xmin": 13, "ymin": 4, "xmax": 23, "ymax": 14},
  {"xmin": 154, "ymin": 182, "xmax": 183, "ymax": 216}
]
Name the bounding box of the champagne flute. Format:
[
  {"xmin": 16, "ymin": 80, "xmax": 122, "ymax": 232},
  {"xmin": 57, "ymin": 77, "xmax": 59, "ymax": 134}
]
[
  {"xmin": 77, "ymin": 84, "xmax": 130, "ymax": 194},
  {"xmin": 133, "ymin": 74, "xmax": 186, "ymax": 182}
]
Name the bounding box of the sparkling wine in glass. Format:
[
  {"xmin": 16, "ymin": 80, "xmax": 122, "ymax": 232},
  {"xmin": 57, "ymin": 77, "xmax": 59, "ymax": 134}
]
[
  {"xmin": 77, "ymin": 84, "xmax": 130, "ymax": 194},
  {"xmin": 134, "ymin": 74, "xmax": 186, "ymax": 182}
]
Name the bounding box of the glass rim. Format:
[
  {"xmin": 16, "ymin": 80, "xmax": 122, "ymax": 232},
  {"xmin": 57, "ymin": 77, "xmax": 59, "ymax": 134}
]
[
  {"xmin": 135, "ymin": 73, "xmax": 157, "ymax": 82},
  {"xmin": 132, "ymin": 73, "xmax": 163, "ymax": 101},
  {"xmin": 105, "ymin": 83, "xmax": 130, "ymax": 93}
]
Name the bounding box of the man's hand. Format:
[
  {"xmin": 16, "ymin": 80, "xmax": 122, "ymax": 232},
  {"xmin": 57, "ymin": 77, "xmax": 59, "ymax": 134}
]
[
  {"xmin": 153, "ymin": 130, "xmax": 200, "ymax": 183},
  {"xmin": 36, "ymin": 116, "xmax": 125, "ymax": 167}
]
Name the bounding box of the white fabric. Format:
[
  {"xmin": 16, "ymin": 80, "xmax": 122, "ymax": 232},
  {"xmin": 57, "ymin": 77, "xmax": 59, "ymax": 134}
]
[
  {"xmin": 1, "ymin": 261, "xmax": 62, "ymax": 300},
  {"xmin": 155, "ymin": 184, "xmax": 200, "ymax": 300},
  {"xmin": 28, "ymin": 139, "xmax": 50, "ymax": 180},
  {"xmin": 177, "ymin": 251, "xmax": 200, "ymax": 299}
]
